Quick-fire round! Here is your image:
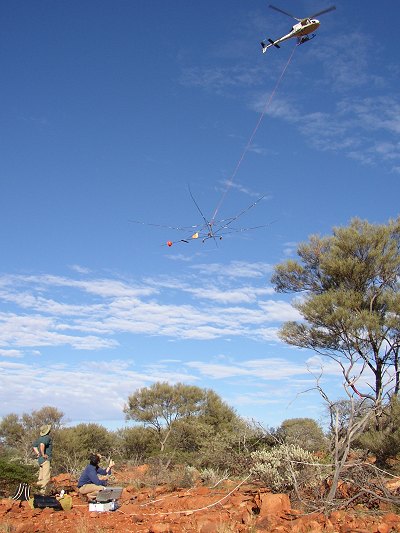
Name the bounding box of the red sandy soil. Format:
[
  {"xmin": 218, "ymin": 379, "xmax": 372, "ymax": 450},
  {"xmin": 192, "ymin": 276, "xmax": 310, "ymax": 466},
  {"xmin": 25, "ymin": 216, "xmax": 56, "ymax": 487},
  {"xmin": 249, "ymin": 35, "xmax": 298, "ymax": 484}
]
[{"xmin": 1, "ymin": 466, "xmax": 400, "ymax": 533}]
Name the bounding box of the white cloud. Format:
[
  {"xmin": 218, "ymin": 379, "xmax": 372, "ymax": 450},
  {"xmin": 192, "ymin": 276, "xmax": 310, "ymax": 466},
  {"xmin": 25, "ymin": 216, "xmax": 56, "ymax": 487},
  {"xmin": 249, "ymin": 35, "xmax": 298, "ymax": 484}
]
[
  {"xmin": 283, "ymin": 242, "xmax": 297, "ymax": 257},
  {"xmin": 0, "ymin": 348, "xmax": 22, "ymax": 358},
  {"xmin": 258, "ymin": 300, "xmax": 302, "ymax": 321},
  {"xmin": 179, "ymin": 64, "xmax": 265, "ymax": 93},
  {"xmin": 0, "ymin": 312, "xmax": 117, "ymax": 350},
  {"xmin": 0, "ymin": 267, "xmax": 321, "ymax": 423},
  {"xmin": 186, "ymin": 356, "xmax": 310, "ymax": 381},
  {"xmin": 313, "ymin": 32, "xmax": 386, "ymax": 93},
  {"xmin": 217, "ymin": 179, "xmax": 264, "ymax": 198},
  {"xmin": 254, "ymin": 91, "xmax": 400, "ymax": 169},
  {"xmin": 190, "ymin": 260, "xmax": 273, "ymax": 279},
  {"xmin": 0, "ymin": 358, "xmax": 199, "ymax": 422},
  {"xmin": 0, "ymin": 266, "xmax": 293, "ymax": 351},
  {"xmin": 69, "ymin": 264, "xmax": 91, "ymax": 274}
]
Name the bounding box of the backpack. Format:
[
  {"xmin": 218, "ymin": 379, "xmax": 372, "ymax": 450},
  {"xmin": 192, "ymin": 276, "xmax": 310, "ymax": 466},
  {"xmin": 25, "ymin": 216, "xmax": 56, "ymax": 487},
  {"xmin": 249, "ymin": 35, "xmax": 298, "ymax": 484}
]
[{"xmin": 29, "ymin": 494, "xmax": 63, "ymax": 511}]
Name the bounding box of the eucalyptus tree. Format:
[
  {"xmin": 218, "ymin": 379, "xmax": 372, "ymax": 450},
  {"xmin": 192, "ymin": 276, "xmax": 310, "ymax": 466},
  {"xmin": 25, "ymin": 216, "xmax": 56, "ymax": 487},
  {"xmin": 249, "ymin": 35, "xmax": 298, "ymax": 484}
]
[
  {"xmin": 124, "ymin": 382, "xmax": 245, "ymax": 458},
  {"xmin": 124, "ymin": 382, "xmax": 206, "ymax": 452},
  {"xmin": 272, "ymin": 217, "xmax": 400, "ymax": 403},
  {"xmin": 272, "ymin": 218, "xmax": 400, "ymax": 503}
]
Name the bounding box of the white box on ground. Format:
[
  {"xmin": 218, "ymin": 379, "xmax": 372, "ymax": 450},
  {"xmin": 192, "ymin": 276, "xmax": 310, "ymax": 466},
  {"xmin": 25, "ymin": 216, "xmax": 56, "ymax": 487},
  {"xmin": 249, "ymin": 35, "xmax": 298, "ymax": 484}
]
[{"xmin": 88, "ymin": 501, "xmax": 116, "ymax": 512}]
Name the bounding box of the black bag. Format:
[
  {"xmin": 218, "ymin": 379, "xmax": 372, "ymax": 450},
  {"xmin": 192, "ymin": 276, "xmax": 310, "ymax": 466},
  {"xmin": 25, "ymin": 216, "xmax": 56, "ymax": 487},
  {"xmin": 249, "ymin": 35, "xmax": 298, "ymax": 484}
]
[
  {"xmin": 11, "ymin": 483, "xmax": 31, "ymax": 501},
  {"xmin": 32, "ymin": 494, "xmax": 63, "ymax": 510}
]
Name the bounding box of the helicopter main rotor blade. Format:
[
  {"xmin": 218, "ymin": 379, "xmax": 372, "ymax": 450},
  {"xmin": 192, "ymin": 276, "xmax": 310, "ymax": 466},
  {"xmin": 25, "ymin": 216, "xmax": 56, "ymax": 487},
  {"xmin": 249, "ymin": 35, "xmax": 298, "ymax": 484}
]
[
  {"xmin": 269, "ymin": 4, "xmax": 301, "ymax": 21},
  {"xmin": 308, "ymin": 5, "xmax": 336, "ymax": 19}
]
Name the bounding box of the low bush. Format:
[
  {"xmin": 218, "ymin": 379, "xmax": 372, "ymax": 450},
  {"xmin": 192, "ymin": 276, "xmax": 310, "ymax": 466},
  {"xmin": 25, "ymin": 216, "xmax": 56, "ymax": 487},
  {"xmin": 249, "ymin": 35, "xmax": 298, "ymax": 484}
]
[
  {"xmin": 250, "ymin": 443, "xmax": 325, "ymax": 494},
  {"xmin": 0, "ymin": 458, "xmax": 37, "ymax": 497}
]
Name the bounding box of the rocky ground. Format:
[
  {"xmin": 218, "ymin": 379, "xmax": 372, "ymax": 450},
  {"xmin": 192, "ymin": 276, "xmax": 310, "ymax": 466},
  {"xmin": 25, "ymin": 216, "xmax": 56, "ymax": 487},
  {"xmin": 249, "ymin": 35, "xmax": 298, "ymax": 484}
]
[{"xmin": 1, "ymin": 466, "xmax": 400, "ymax": 533}]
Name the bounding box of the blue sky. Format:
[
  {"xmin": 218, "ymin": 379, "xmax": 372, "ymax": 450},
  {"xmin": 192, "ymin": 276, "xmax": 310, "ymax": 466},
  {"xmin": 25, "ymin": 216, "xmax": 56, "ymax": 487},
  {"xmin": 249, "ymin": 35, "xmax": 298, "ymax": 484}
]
[{"xmin": 1, "ymin": 0, "xmax": 399, "ymax": 430}]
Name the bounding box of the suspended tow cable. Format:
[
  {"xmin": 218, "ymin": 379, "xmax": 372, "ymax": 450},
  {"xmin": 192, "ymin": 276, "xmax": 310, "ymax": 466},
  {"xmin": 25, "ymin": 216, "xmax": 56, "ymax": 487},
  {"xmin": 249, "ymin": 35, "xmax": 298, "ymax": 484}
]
[
  {"xmin": 131, "ymin": 42, "xmax": 299, "ymax": 248},
  {"xmin": 211, "ymin": 43, "xmax": 298, "ymax": 223}
]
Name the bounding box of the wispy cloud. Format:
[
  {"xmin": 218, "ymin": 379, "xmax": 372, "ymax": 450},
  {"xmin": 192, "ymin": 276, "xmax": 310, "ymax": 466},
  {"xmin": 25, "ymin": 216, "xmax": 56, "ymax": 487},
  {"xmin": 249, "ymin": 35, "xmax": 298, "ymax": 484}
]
[
  {"xmin": 190, "ymin": 260, "xmax": 273, "ymax": 278},
  {"xmin": 0, "ymin": 352, "xmax": 336, "ymax": 424},
  {"xmin": 216, "ymin": 179, "xmax": 265, "ymax": 198},
  {"xmin": 0, "ymin": 348, "xmax": 22, "ymax": 358},
  {"xmin": 186, "ymin": 356, "xmax": 311, "ymax": 380},
  {"xmin": 311, "ymin": 32, "xmax": 386, "ymax": 93},
  {"xmin": 0, "ymin": 264, "xmax": 294, "ymax": 351},
  {"xmin": 179, "ymin": 64, "xmax": 265, "ymax": 94},
  {"xmin": 283, "ymin": 242, "xmax": 297, "ymax": 257},
  {"xmin": 0, "ymin": 267, "xmax": 342, "ymax": 425},
  {"xmin": 69, "ymin": 264, "xmax": 92, "ymax": 274},
  {"xmin": 250, "ymin": 90, "xmax": 400, "ymax": 170},
  {"xmin": 0, "ymin": 358, "xmax": 198, "ymax": 423}
]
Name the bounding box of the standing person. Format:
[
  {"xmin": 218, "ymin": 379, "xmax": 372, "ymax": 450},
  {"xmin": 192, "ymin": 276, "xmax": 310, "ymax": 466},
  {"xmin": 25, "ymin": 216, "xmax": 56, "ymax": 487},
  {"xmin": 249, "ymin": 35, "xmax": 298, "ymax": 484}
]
[
  {"xmin": 32, "ymin": 424, "xmax": 52, "ymax": 494},
  {"xmin": 77, "ymin": 454, "xmax": 115, "ymax": 501}
]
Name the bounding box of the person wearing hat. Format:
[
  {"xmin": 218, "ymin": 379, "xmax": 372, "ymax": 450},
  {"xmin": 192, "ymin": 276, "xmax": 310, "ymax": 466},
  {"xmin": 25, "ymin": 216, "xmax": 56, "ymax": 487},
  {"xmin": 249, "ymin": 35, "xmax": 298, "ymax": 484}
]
[
  {"xmin": 77, "ymin": 453, "xmax": 115, "ymax": 501},
  {"xmin": 32, "ymin": 424, "xmax": 53, "ymax": 494}
]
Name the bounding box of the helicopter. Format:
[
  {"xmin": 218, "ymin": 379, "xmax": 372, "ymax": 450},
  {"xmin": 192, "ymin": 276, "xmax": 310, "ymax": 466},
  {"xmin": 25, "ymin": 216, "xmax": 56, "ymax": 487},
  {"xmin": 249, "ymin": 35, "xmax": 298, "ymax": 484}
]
[{"xmin": 261, "ymin": 4, "xmax": 336, "ymax": 53}]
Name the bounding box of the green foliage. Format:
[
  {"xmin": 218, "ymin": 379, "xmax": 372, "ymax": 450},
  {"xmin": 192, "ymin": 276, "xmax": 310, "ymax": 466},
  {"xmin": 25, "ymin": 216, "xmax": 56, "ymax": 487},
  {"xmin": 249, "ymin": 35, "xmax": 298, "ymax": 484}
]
[
  {"xmin": 199, "ymin": 390, "xmax": 239, "ymax": 431},
  {"xmin": 0, "ymin": 391, "xmax": 253, "ymax": 478},
  {"xmin": 0, "ymin": 458, "xmax": 36, "ymax": 497},
  {"xmin": 168, "ymin": 418, "xmax": 210, "ymax": 454},
  {"xmin": 326, "ymin": 398, "xmax": 372, "ymax": 438},
  {"xmin": 124, "ymin": 382, "xmax": 206, "ymax": 450},
  {"xmin": 0, "ymin": 414, "xmax": 25, "ymax": 448},
  {"xmin": 54, "ymin": 423, "xmax": 114, "ymax": 475},
  {"xmin": 0, "ymin": 406, "xmax": 65, "ymax": 465},
  {"xmin": 21, "ymin": 406, "xmax": 65, "ymax": 432},
  {"xmin": 250, "ymin": 443, "xmax": 324, "ymax": 493},
  {"xmin": 124, "ymin": 382, "xmax": 205, "ymax": 425},
  {"xmin": 272, "ymin": 218, "xmax": 400, "ymax": 402},
  {"xmin": 115, "ymin": 426, "xmax": 159, "ymax": 461},
  {"xmin": 355, "ymin": 398, "xmax": 400, "ymax": 466},
  {"xmin": 278, "ymin": 418, "xmax": 328, "ymax": 452},
  {"xmin": 124, "ymin": 382, "xmax": 247, "ymax": 458}
]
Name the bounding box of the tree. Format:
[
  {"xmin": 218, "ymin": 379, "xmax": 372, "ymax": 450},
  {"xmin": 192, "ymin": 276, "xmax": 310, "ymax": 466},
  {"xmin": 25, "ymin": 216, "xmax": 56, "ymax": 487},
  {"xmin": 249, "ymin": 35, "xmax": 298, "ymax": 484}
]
[
  {"xmin": 21, "ymin": 406, "xmax": 65, "ymax": 433},
  {"xmin": 115, "ymin": 426, "xmax": 158, "ymax": 462},
  {"xmin": 355, "ymin": 396, "xmax": 400, "ymax": 465},
  {"xmin": 54, "ymin": 423, "xmax": 114, "ymax": 475},
  {"xmin": 279, "ymin": 418, "xmax": 328, "ymax": 452},
  {"xmin": 124, "ymin": 382, "xmax": 248, "ymax": 461},
  {"xmin": 271, "ymin": 218, "xmax": 400, "ymax": 503},
  {"xmin": 0, "ymin": 414, "xmax": 25, "ymax": 449},
  {"xmin": 199, "ymin": 390, "xmax": 239, "ymax": 432},
  {"xmin": 272, "ymin": 217, "xmax": 400, "ymax": 404},
  {"xmin": 124, "ymin": 382, "xmax": 206, "ymax": 451},
  {"xmin": 0, "ymin": 406, "xmax": 65, "ymax": 463}
]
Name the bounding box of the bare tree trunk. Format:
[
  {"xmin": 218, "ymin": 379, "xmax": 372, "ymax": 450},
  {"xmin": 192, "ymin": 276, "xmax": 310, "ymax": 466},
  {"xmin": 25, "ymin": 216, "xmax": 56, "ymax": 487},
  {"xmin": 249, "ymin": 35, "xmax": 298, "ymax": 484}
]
[
  {"xmin": 394, "ymin": 347, "xmax": 400, "ymax": 396},
  {"xmin": 326, "ymin": 400, "xmax": 374, "ymax": 504}
]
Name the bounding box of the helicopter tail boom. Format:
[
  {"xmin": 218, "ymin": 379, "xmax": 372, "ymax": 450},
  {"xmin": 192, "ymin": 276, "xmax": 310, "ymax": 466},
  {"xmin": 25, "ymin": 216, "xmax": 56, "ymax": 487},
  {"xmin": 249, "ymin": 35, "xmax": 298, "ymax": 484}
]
[
  {"xmin": 261, "ymin": 38, "xmax": 281, "ymax": 53},
  {"xmin": 268, "ymin": 38, "xmax": 281, "ymax": 48}
]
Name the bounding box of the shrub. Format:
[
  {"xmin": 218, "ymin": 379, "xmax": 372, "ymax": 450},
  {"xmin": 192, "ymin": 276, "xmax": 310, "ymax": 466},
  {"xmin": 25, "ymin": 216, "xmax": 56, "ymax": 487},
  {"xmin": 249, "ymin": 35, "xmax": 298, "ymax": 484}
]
[
  {"xmin": 0, "ymin": 458, "xmax": 37, "ymax": 497},
  {"xmin": 278, "ymin": 418, "xmax": 328, "ymax": 453},
  {"xmin": 355, "ymin": 398, "xmax": 400, "ymax": 467},
  {"xmin": 250, "ymin": 443, "xmax": 324, "ymax": 493},
  {"xmin": 199, "ymin": 467, "xmax": 229, "ymax": 487}
]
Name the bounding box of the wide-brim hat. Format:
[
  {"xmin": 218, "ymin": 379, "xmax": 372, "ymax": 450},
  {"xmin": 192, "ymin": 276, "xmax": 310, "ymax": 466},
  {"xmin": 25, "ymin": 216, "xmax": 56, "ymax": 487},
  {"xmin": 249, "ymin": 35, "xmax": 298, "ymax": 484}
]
[{"xmin": 40, "ymin": 424, "xmax": 51, "ymax": 436}]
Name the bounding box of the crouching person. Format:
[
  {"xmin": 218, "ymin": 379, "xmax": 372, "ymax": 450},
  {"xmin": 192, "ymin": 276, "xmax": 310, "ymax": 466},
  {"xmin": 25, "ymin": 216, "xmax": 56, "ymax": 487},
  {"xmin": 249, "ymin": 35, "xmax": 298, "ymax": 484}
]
[{"xmin": 77, "ymin": 453, "xmax": 114, "ymax": 501}]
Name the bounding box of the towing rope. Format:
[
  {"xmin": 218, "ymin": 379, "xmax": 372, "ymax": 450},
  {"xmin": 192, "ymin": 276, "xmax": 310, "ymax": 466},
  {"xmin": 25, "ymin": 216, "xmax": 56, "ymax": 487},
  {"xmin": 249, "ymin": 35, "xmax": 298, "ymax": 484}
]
[{"xmin": 211, "ymin": 42, "xmax": 298, "ymax": 223}]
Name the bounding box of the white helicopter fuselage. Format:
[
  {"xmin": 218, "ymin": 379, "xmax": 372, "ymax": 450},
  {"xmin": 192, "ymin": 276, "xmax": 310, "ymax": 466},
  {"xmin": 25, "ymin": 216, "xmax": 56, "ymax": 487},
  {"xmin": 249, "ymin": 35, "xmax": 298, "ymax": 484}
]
[
  {"xmin": 262, "ymin": 18, "xmax": 320, "ymax": 51},
  {"xmin": 292, "ymin": 18, "xmax": 320, "ymax": 36}
]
